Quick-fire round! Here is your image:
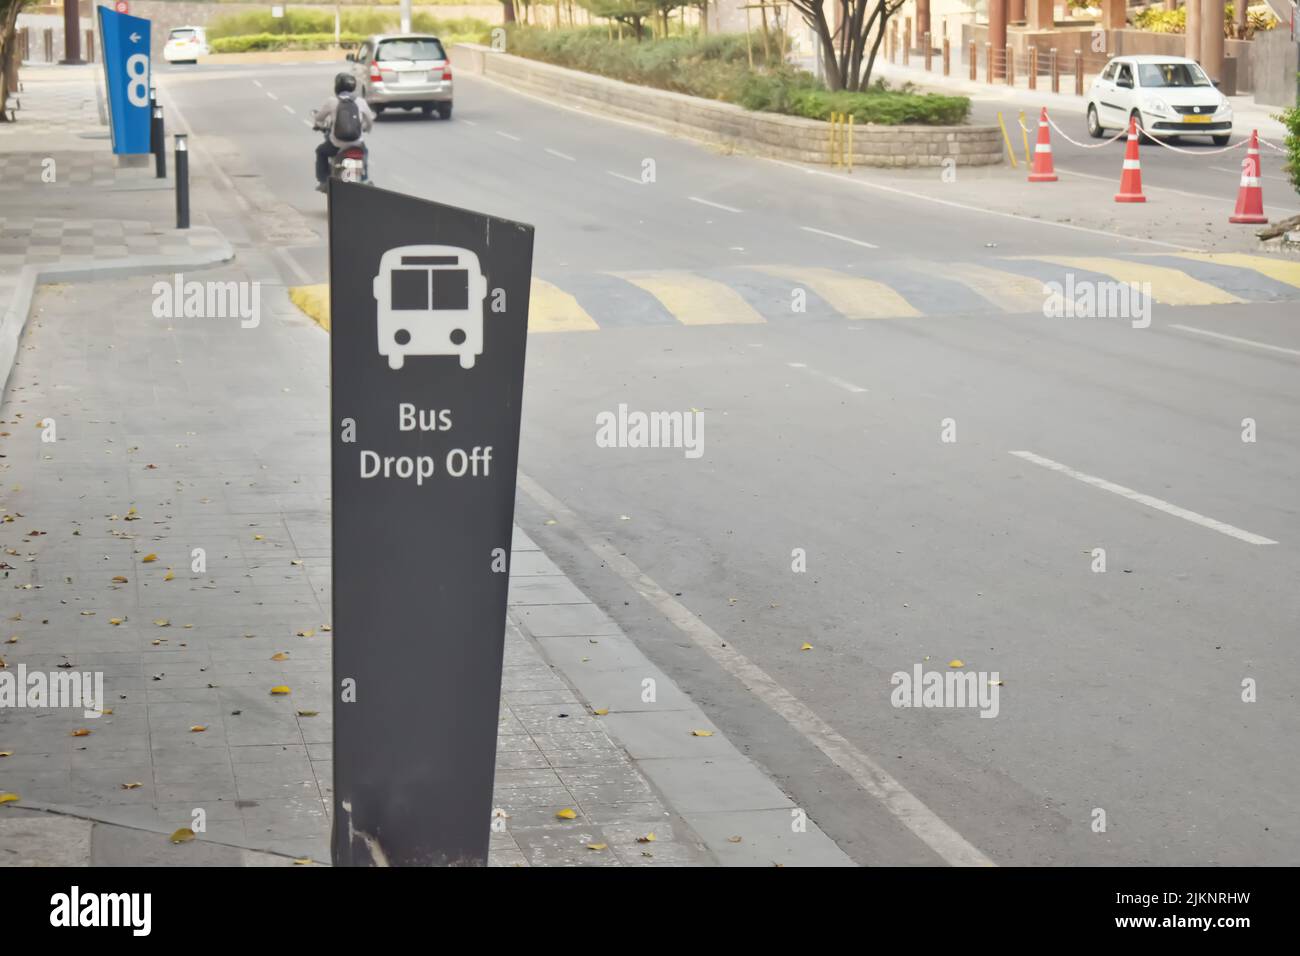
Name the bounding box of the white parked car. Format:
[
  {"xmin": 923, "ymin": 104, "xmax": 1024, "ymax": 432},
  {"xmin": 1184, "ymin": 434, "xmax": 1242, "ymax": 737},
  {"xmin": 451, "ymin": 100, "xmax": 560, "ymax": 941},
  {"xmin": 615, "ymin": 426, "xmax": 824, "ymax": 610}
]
[
  {"xmin": 163, "ymin": 26, "xmax": 209, "ymax": 65},
  {"xmin": 1086, "ymin": 55, "xmax": 1232, "ymax": 145}
]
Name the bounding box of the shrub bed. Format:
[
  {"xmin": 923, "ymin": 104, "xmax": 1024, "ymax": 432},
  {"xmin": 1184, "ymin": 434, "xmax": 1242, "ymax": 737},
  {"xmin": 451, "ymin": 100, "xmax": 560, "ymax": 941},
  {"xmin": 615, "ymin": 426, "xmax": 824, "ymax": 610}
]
[{"xmin": 504, "ymin": 27, "xmax": 969, "ymax": 126}]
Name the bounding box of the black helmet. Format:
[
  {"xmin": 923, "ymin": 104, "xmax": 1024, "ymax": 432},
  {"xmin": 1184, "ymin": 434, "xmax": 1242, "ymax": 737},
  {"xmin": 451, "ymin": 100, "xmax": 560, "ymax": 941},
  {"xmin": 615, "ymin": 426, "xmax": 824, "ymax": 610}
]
[{"xmin": 334, "ymin": 72, "xmax": 357, "ymax": 95}]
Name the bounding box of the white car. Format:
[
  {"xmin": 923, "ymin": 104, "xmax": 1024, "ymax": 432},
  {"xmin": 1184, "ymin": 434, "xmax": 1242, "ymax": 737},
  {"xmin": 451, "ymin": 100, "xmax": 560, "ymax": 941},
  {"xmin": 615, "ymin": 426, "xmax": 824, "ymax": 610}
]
[
  {"xmin": 1086, "ymin": 55, "xmax": 1232, "ymax": 145},
  {"xmin": 163, "ymin": 27, "xmax": 209, "ymax": 65}
]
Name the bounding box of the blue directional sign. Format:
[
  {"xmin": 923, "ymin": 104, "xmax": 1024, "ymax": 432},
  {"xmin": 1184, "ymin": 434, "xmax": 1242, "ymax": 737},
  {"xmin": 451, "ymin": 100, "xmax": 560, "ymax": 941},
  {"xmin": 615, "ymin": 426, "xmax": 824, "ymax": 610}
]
[{"xmin": 97, "ymin": 7, "xmax": 151, "ymax": 154}]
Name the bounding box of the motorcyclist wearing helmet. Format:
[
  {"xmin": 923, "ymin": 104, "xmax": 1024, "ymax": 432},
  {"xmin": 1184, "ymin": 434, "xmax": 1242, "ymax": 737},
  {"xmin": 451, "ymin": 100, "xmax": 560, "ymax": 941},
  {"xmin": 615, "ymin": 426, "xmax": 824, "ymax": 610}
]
[{"xmin": 312, "ymin": 72, "xmax": 375, "ymax": 192}]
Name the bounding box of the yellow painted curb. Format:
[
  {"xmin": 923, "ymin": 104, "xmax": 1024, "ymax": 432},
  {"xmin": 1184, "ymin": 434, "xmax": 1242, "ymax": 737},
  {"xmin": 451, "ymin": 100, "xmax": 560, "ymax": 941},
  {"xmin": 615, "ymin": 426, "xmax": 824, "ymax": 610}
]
[{"xmin": 288, "ymin": 284, "xmax": 330, "ymax": 332}]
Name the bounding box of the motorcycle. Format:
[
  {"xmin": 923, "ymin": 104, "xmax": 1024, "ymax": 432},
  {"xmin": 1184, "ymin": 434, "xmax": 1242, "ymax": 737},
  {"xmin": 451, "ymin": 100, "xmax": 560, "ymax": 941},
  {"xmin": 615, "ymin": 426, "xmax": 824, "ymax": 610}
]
[{"xmin": 314, "ymin": 125, "xmax": 370, "ymax": 190}]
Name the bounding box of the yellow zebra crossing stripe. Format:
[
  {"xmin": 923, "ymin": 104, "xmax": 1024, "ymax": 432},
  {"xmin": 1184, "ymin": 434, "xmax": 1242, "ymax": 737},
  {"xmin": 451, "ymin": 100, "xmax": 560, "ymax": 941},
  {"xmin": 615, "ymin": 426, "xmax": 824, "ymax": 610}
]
[
  {"xmin": 615, "ymin": 272, "xmax": 765, "ymax": 325},
  {"xmin": 1170, "ymin": 253, "xmax": 1300, "ymax": 291},
  {"xmin": 945, "ymin": 263, "xmax": 1053, "ymax": 314},
  {"xmin": 1029, "ymin": 256, "xmax": 1243, "ymax": 306},
  {"xmin": 529, "ymin": 278, "xmax": 599, "ymax": 333},
  {"xmin": 752, "ymin": 265, "xmax": 920, "ymax": 319}
]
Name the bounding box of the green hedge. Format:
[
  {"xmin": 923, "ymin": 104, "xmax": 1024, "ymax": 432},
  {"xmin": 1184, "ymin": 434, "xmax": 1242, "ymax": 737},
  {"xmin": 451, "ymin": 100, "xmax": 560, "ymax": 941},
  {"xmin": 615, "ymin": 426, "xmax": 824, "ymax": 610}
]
[
  {"xmin": 210, "ymin": 32, "xmax": 365, "ymax": 53},
  {"xmin": 505, "ymin": 27, "xmax": 970, "ymax": 126},
  {"xmin": 207, "ymin": 10, "xmax": 491, "ymax": 42},
  {"xmin": 504, "ymin": 26, "xmax": 785, "ymax": 101},
  {"xmin": 1279, "ymin": 101, "xmax": 1300, "ymax": 196},
  {"xmin": 738, "ymin": 71, "xmax": 968, "ymax": 125}
]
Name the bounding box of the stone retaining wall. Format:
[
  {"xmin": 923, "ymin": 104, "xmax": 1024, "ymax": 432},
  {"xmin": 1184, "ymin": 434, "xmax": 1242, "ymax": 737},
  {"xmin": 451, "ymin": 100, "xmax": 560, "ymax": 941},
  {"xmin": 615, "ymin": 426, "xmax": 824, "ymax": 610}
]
[{"xmin": 451, "ymin": 44, "xmax": 1004, "ymax": 168}]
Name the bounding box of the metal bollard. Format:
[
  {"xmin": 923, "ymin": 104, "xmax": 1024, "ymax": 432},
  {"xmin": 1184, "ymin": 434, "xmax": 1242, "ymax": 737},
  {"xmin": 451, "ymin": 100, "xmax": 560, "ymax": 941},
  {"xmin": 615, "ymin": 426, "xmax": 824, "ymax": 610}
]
[
  {"xmin": 985, "ymin": 43, "xmax": 992, "ymax": 84},
  {"xmin": 1029, "ymin": 47, "xmax": 1037, "ymax": 91},
  {"xmin": 174, "ymin": 134, "xmax": 190, "ymax": 230},
  {"xmin": 1051, "ymin": 48, "xmax": 1059, "ymax": 94},
  {"xmin": 969, "ymin": 41, "xmax": 976, "ymax": 81},
  {"xmin": 924, "ymin": 32, "xmax": 932, "ymax": 72},
  {"xmin": 943, "ymin": 37, "xmax": 950, "ymax": 77},
  {"xmin": 152, "ymin": 105, "xmax": 166, "ymax": 179},
  {"xmin": 85, "ymin": 29, "xmax": 94, "ymax": 63},
  {"xmin": 1074, "ymin": 50, "xmax": 1084, "ymax": 96},
  {"xmin": 1006, "ymin": 46, "xmax": 1014, "ymax": 86}
]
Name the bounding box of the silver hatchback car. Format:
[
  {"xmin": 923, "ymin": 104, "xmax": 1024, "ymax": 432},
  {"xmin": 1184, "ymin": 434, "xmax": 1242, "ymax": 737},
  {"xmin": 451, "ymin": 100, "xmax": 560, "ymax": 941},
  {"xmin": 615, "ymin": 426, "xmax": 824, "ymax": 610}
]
[{"xmin": 347, "ymin": 34, "xmax": 453, "ymax": 119}]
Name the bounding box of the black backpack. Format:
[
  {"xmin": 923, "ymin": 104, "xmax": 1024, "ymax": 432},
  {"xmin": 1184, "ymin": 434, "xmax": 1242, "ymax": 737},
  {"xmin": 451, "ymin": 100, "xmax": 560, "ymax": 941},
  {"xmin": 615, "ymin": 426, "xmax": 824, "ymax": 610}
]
[{"xmin": 333, "ymin": 97, "xmax": 362, "ymax": 142}]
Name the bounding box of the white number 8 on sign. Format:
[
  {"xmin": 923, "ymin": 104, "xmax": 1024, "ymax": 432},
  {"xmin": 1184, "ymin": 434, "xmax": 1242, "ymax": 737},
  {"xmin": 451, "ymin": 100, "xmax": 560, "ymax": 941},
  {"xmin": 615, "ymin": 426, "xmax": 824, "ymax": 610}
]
[{"xmin": 126, "ymin": 53, "xmax": 149, "ymax": 107}]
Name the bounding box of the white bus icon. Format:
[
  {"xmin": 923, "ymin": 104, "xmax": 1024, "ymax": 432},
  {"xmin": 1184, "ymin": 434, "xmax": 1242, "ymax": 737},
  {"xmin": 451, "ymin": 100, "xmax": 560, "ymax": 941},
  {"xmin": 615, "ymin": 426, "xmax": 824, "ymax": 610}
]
[{"xmin": 372, "ymin": 245, "xmax": 487, "ymax": 370}]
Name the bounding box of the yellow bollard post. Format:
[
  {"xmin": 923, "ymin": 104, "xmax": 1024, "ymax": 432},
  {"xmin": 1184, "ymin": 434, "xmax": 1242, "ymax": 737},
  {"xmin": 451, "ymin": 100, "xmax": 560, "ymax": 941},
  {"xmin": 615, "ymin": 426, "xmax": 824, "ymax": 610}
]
[
  {"xmin": 1019, "ymin": 109, "xmax": 1031, "ymax": 166},
  {"xmin": 847, "ymin": 115, "xmax": 854, "ymax": 174},
  {"xmin": 997, "ymin": 111, "xmax": 1019, "ymax": 168}
]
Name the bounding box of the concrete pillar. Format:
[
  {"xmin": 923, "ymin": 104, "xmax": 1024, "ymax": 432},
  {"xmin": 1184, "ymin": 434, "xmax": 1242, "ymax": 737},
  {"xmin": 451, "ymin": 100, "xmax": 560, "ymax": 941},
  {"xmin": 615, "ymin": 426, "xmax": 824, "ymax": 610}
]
[
  {"xmin": 1101, "ymin": 0, "xmax": 1125, "ymax": 30},
  {"xmin": 917, "ymin": 0, "xmax": 931, "ymax": 42},
  {"xmin": 1010, "ymin": 0, "xmax": 1026, "ymax": 24},
  {"xmin": 988, "ymin": 0, "xmax": 1008, "ymax": 77},
  {"xmin": 1200, "ymin": 0, "xmax": 1224, "ymax": 81},
  {"xmin": 1027, "ymin": 0, "xmax": 1053, "ymax": 30},
  {"xmin": 60, "ymin": 0, "xmax": 83, "ymax": 64},
  {"xmin": 1186, "ymin": 0, "xmax": 1201, "ymax": 62}
]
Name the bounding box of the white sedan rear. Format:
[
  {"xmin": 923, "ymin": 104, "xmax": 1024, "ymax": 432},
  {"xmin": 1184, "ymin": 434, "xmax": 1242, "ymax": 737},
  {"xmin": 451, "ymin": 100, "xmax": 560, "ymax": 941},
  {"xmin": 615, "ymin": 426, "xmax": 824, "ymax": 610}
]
[{"xmin": 163, "ymin": 27, "xmax": 209, "ymax": 65}]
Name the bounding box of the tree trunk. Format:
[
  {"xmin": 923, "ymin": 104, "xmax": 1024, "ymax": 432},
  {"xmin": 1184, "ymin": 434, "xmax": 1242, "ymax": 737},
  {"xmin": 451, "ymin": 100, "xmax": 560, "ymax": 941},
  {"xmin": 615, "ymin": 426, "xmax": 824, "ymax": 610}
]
[
  {"xmin": 0, "ymin": 0, "xmax": 22, "ymax": 123},
  {"xmin": 847, "ymin": 0, "xmax": 878, "ymax": 92},
  {"xmin": 502, "ymin": 0, "xmax": 516, "ymax": 24},
  {"xmin": 861, "ymin": 7, "xmax": 890, "ymax": 90}
]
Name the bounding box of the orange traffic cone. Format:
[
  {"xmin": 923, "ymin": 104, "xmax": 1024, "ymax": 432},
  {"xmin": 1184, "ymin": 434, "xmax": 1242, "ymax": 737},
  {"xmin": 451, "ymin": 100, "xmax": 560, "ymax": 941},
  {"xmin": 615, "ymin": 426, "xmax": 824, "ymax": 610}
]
[
  {"xmin": 1114, "ymin": 116, "xmax": 1146, "ymax": 203},
  {"xmin": 1028, "ymin": 107, "xmax": 1058, "ymax": 182},
  {"xmin": 1229, "ymin": 130, "xmax": 1267, "ymax": 224}
]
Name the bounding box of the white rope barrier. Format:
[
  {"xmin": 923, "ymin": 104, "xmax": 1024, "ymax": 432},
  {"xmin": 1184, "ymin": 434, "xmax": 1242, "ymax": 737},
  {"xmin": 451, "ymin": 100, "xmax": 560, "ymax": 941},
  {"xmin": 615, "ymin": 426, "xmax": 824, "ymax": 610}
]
[{"xmin": 1042, "ymin": 113, "xmax": 1126, "ymax": 148}]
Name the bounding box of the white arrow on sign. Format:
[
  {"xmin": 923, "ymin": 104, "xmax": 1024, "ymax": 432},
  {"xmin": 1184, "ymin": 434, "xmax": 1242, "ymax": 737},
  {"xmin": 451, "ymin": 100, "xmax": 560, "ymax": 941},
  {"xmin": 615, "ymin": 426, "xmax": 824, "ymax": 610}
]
[{"xmin": 129, "ymin": 32, "xmax": 141, "ymax": 43}]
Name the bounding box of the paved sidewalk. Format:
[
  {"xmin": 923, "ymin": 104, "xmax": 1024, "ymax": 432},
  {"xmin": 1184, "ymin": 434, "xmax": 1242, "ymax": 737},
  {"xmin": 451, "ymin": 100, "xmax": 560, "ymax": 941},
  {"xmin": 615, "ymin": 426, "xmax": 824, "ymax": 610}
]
[{"xmin": 0, "ymin": 65, "xmax": 232, "ymax": 395}]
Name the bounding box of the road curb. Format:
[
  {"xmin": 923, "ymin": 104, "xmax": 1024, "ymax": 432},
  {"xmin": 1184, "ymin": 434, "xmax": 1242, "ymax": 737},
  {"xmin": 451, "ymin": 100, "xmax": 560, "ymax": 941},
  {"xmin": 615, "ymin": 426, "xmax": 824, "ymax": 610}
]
[
  {"xmin": 288, "ymin": 283, "xmax": 330, "ymax": 330},
  {"xmin": 507, "ymin": 530, "xmax": 856, "ymax": 867},
  {"xmin": 0, "ymin": 228, "xmax": 235, "ymax": 397}
]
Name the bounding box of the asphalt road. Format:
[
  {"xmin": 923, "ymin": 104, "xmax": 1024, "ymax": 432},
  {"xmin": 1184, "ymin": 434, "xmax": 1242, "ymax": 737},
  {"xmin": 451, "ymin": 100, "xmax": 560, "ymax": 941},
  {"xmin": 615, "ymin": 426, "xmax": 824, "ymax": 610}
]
[{"xmin": 159, "ymin": 59, "xmax": 1300, "ymax": 866}]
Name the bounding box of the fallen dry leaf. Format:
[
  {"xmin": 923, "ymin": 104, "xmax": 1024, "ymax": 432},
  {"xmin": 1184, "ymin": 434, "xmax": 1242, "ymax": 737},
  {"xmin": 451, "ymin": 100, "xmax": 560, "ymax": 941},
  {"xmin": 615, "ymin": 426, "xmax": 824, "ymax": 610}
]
[
  {"xmin": 636, "ymin": 833, "xmax": 657, "ymax": 843},
  {"xmin": 800, "ymin": 642, "xmax": 813, "ymax": 651},
  {"xmin": 586, "ymin": 843, "xmax": 608, "ymax": 851},
  {"xmin": 111, "ymin": 575, "xmax": 128, "ymax": 583},
  {"xmin": 554, "ymin": 808, "xmax": 577, "ymax": 820},
  {"xmin": 0, "ymin": 793, "xmax": 20, "ymax": 804},
  {"xmin": 296, "ymin": 710, "xmax": 319, "ymax": 718},
  {"xmin": 153, "ymin": 619, "xmax": 170, "ymax": 627},
  {"xmin": 163, "ymin": 570, "xmax": 174, "ymax": 581},
  {"xmin": 169, "ymin": 828, "xmax": 195, "ymax": 844},
  {"xmin": 270, "ymin": 652, "xmax": 289, "ymax": 661},
  {"xmin": 592, "ymin": 707, "xmax": 609, "ymax": 716},
  {"xmin": 71, "ymin": 728, "xmax": 91, "ymax": 737},
  {"xmin": 949, "ymin": 659, "xmax": 964, "ymax": 668},
  {"xmin": 141, "ymin": 554, "xmax": 157, "ymax": 563},
  {"xmin": 121, "ymin": 782, "xmax": 143, "ymax": 790},
  {"xmin": 690, "ymin": 729, "xmax": 713, "ymax": 737},
  {"xmin": 189, "ymin": 725, "xmax": 206, "ymax": 733},
  {"xmin": 270, "ymin": 686, "xmax": 291, "ymax": 695},
  {"xmin": 296, "ymin": 629, "xmax": 315, "ymax": 638}
]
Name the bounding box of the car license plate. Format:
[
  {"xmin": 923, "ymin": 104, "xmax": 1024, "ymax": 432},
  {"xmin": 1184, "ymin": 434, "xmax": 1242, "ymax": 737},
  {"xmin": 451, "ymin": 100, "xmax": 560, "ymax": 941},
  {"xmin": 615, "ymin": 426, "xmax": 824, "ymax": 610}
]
[
  {"xmin": 398, "ymin": 72, "xmax": 424, "ymax": 84},
  {"xmin": 1184, "ymin": 114, "xmax": 1211, "ymax": 123}
]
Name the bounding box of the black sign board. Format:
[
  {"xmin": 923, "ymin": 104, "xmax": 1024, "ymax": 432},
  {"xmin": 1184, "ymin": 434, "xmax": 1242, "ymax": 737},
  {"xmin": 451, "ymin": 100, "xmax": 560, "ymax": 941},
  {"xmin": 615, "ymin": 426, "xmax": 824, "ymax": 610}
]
[{"xmin": 328, "ymin": 181, "xmax": 534, "ymax": 866}]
